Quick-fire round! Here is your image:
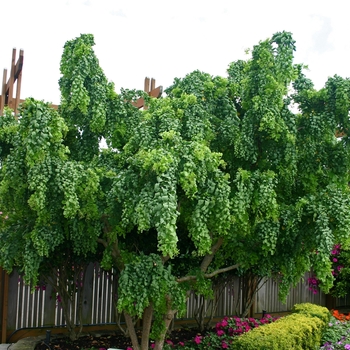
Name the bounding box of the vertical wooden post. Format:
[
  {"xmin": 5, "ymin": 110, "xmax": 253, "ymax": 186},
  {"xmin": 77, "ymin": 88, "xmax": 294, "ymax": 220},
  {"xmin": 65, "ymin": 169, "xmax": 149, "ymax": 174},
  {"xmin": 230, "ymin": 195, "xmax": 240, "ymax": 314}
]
[
  {"xmin": 7, "ymin": 49, "xmax": 16, "ymax": 111},
  {"xmin": 0, "ymin": 69, "xmax": 7, "ymax": 115},
  {"xmin": 14, "ymin": 49, "xmax": 24, "ymax": 116},
  {"xmin": 1, "ymin": 49, "xmax": 24, "ymax": 116},
  {"xmin": 150, "ymin": 78, "xmax": 155, "ymax": 91},
  {"xmin": 143, "ymin": 77, "xmax": 150, "ymax": 110},
  {"xmin": 1, "ymin": 268, "xmax": 9, "ymax": 343}
]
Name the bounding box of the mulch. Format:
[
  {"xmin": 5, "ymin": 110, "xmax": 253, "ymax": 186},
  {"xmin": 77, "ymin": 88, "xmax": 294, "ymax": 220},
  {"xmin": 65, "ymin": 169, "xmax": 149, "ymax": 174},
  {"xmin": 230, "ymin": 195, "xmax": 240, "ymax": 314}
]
[{"xmin": 34, "ymin": 328, "xmax": 203, "ymax": 350}]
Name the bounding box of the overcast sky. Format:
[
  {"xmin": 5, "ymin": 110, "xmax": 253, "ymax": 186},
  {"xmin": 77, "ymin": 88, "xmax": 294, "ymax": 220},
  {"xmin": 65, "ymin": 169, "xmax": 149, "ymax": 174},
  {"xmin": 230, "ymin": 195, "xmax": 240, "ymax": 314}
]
[{"xmin": 1, "ymin": 0, "xmax": 349, "ymax": 105}]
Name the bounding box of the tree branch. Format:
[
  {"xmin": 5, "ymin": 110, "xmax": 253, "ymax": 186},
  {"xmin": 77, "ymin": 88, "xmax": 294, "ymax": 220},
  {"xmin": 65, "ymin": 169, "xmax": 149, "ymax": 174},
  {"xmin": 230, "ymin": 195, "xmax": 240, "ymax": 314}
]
[
  {"xmin": 97, "ymin": 237, "xmax": 124, "ymax": 271},
  {"xmin": 200, "ymin": 237, "xmax": 224, "ymax": 272},
  {"xmin": 177, "ymin": 263, "xmax": 240, "ymax": 283}
]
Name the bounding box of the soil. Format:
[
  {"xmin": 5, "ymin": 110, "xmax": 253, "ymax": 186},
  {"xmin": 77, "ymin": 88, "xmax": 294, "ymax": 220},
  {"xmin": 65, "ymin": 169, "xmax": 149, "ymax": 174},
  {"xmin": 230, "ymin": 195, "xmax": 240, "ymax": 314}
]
[{"xmin": 34, "ymin": 328, "xmax": 203, "ymax": 350}]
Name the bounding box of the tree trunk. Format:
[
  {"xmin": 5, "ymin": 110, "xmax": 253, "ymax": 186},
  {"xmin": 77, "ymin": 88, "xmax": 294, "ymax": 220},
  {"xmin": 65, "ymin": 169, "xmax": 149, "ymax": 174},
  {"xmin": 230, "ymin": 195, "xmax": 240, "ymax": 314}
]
[
  {"xmin": 124, "ymin": 311, "xmax": 140, "ymax": 350},
  {"xmin": 141, "ymin": 304, "xmax": 154, "ymax": 350},
  {"xmin": 154, "ymin": 309, "xmax": 176, "ymax": 350}
]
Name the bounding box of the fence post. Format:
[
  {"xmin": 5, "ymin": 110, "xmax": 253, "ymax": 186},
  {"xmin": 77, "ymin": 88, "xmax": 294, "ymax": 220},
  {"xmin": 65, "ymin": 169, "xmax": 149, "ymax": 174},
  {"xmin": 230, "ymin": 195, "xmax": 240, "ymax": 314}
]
[{"xmin": 0, "ymin": 268, "xmax": 9, "ymax": 343}]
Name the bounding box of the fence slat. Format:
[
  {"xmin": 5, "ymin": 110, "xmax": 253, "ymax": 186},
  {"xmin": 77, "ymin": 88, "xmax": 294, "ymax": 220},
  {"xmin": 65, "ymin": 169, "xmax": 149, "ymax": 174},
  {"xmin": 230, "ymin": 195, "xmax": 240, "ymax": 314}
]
[{"xmin": 0, "ymin": 265, "xmax": 345, "ymax": 341}]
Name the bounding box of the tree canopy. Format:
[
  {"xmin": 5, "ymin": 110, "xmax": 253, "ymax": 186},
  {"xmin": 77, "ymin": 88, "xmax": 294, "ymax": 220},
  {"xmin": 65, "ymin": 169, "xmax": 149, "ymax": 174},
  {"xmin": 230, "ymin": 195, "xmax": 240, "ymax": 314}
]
[{"xmin": 2, "ymin": 31, "xmax": 350, "ymax": 349}]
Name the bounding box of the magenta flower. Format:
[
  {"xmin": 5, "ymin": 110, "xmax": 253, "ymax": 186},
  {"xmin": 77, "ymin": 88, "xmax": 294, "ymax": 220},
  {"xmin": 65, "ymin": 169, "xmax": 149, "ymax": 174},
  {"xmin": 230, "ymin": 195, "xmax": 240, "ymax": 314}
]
[
  {"xmin": 217, "ymin": 330, "xmax": 225, "ymax": 336},
  {"xmin": 178, "ymin": 342, "xmax": 184, "ymax": 346},
  {"xmin": 333, "ymin": 258, "xmax": 338, "ymax": 262},
  {"xmin": 194, "ymin": 335, "xmax": 202, "ymax": 344},
  {"xmin": 222, "ymin": 340, "xmax": 228, "ymax": 349},
  {"xmin": 221, "ymin": 319, "xmax": 228, "ymax": 327}
]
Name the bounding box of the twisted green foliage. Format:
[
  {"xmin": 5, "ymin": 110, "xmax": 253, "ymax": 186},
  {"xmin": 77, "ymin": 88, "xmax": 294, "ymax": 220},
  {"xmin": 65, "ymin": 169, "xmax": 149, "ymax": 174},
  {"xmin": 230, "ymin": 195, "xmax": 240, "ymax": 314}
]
[
  {"xmin": 0, "ymin": 98, "xmax": 102, "ymax": 285},
  {"xmin": 108, "ymin": 93, "xmax": 231, "ymax": 258},
  {"xmin": 117, "ymin": 254, "xmax": 186, "ymax": 339},
  {"xmin": 59, "ymin": 34, "xmax": 115, "ymax": 161},
  {"xmin": 2, "ymin": 30, "xmax": 350, "ymax": 312}
]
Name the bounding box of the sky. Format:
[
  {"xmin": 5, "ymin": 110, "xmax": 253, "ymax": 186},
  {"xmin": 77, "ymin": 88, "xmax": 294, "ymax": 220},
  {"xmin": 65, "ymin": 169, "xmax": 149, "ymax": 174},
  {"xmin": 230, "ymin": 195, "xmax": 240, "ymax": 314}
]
[{"xmin": 1, "ymin": 0, "xmax": 349, "ymax": 106}]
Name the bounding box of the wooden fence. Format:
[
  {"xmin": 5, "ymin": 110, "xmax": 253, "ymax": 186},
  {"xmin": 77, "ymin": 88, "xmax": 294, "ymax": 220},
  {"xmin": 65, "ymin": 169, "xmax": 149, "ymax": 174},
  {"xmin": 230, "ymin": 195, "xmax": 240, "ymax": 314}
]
[{"xmin": 0, "ymin": 263, "xmax": 346, "ymax": 343}]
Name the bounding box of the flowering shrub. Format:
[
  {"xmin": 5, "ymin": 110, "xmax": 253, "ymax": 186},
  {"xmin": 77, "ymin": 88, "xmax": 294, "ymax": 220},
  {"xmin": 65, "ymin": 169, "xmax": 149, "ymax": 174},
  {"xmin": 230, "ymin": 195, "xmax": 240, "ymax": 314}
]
[
  {"xmin": 307, "ymin": 244, "xmax": 347, "ymax": 295},
  {"xmin": 328, "ymin": 244, "xmax": 350, "ymax": 298},
  {"xmin": 320, "ymin": 316, "xmax": 350, "ymax": 349},
  {"xmin": 162, "ymin": 314, "xmax": 279, "ymax": 349},
  {"xmin": 308, "ymin": 275, "xmax": 320, "ymax": 294},
  {"xmin": 332, "ymin": 310, "xmax": 350, "ymax": 322}
]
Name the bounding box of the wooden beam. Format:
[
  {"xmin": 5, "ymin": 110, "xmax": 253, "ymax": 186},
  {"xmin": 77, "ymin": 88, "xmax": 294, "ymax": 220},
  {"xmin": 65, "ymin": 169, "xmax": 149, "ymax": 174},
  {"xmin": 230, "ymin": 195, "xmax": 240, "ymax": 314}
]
[
  {"xmin": 0, "ymin": 69, "xmax": 7, "ymax": 115},
  {"xmin": 14, "ymin": 50, "xmax": 24, "ymax": 116},
  {"xmin": 144, "ymin": 77, "xmax": 150, "ymax": 93},
  {"xmin": 6, "ymin": 49, "xmax": 16, "ymax": 110},
  {"xmin": 1, "ymin": 271, "xmax": 9, "ymax": 343},
  {"xmin": 131, "ymin": 77, "xmax": 163, "ymax": 109},
  {"xmin": 149, "ymin": 85, "xmax": 162, "ymax": 99},
  {"xmin": 14, "ymin": 49, "xmax": 24, "ymax": 81}
]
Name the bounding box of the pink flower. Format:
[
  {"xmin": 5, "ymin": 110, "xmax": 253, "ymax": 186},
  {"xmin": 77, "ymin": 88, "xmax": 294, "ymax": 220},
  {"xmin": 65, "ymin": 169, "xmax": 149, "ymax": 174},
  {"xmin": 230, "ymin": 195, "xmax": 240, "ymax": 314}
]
[
  {"xmin": 221, "ymin": 319, "xmax": 228, "ymax": 327},
  {"xmin": 222, "ymin": 341, "xmax": 228, "ymax": 349},
  {"xmin": 217, "ymin": 330, "xmax": 225, "ymax": 336},
  {"xmin": 166, "ymin": 340, "xmax": 173, "ymax": 346},
  {"xmin": 178, "ymin": 342, "xmax": 184, "ymax": 346},
  {"xmin": 127, "ymin": 347, "xmax": 133, "ymax": 350},
  {"xmin": 333, "ymin": 258, "xmax": 338, "ymax": 262},
  {"xmin": 150, "ymin": 344, "xmax": 155, "ymax": 349},
  {"xmin": 194, "ymin": 335, "xmax": 202, "ymax": 344}
]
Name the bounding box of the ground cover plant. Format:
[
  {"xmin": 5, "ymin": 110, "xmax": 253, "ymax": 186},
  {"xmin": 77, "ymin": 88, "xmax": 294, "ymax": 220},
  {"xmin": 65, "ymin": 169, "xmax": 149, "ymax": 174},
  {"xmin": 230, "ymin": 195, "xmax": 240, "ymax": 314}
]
[
  {"xmin": 3, "ymin": 30, "xmax": 350, "ymax": 350},
  {"xmin": 35, "ymin": 314, "xmax": 279, "ymax": 350},
  {"xmin": 320, "ymin": 314, "xmax": 350, "ymax": 349}
]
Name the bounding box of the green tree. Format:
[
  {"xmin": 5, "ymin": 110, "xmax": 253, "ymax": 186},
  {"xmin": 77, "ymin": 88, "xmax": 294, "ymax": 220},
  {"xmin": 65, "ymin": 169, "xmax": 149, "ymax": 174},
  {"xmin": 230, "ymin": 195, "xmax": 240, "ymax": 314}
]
[
  {"xmin": 108, "ymin": 31, "xmax": 350, "ymax": 349},
  {"xmin": 0, "ymin": 35, "xmax": 107, "ymax": 340},
  {"xmin": 2, "ymin": 31, "xmax": 350, "ymax": 350}
]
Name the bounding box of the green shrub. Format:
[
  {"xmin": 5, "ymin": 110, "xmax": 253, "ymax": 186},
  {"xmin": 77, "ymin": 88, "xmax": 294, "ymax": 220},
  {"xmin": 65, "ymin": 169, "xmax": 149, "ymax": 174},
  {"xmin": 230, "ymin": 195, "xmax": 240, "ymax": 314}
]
[
  {"xmin": 231, "ymin": 303, "xmax": 330, "ymax": 349},
  {"xmin": 292, "ymin": 302, "xmax": 330, "ymax": 324}
]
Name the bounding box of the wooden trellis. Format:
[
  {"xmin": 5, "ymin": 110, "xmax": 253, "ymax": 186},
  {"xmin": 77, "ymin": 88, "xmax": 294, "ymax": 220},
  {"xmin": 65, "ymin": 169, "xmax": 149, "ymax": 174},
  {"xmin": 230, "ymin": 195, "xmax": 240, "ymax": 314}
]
[
  {"xmin": 1, "ymin": 48, "xmax": 162, "ymax": 116},
  {"xmin": 0, "ymin": 48, "xmax": 24, "ymax": 116},
  {"xmin": 132, "ymin": 77, "xmax": 163, "ymax": 109}
]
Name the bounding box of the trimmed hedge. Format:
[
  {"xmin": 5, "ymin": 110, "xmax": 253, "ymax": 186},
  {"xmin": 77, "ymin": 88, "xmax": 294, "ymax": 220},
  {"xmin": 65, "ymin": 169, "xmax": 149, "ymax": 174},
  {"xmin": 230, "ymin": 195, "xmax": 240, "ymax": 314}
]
[
  {"xmin": 292, "ymin": 302, "xmax": 330, "ymax": 324},
  {"xmin": 230, "ymin": 303, "xmax": 330, "ymax": 349}
]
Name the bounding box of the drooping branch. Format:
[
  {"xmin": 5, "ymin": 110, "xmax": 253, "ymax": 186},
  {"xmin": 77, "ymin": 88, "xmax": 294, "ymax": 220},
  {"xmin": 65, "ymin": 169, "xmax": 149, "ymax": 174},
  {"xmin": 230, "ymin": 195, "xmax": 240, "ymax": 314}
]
[
  {"xmin": 177, "ymin": 263, "xmax": 240, "ymax": 283},
  {"xmin": 97, "ymin": 237, "xmax": 124, "ymax": 271}
]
